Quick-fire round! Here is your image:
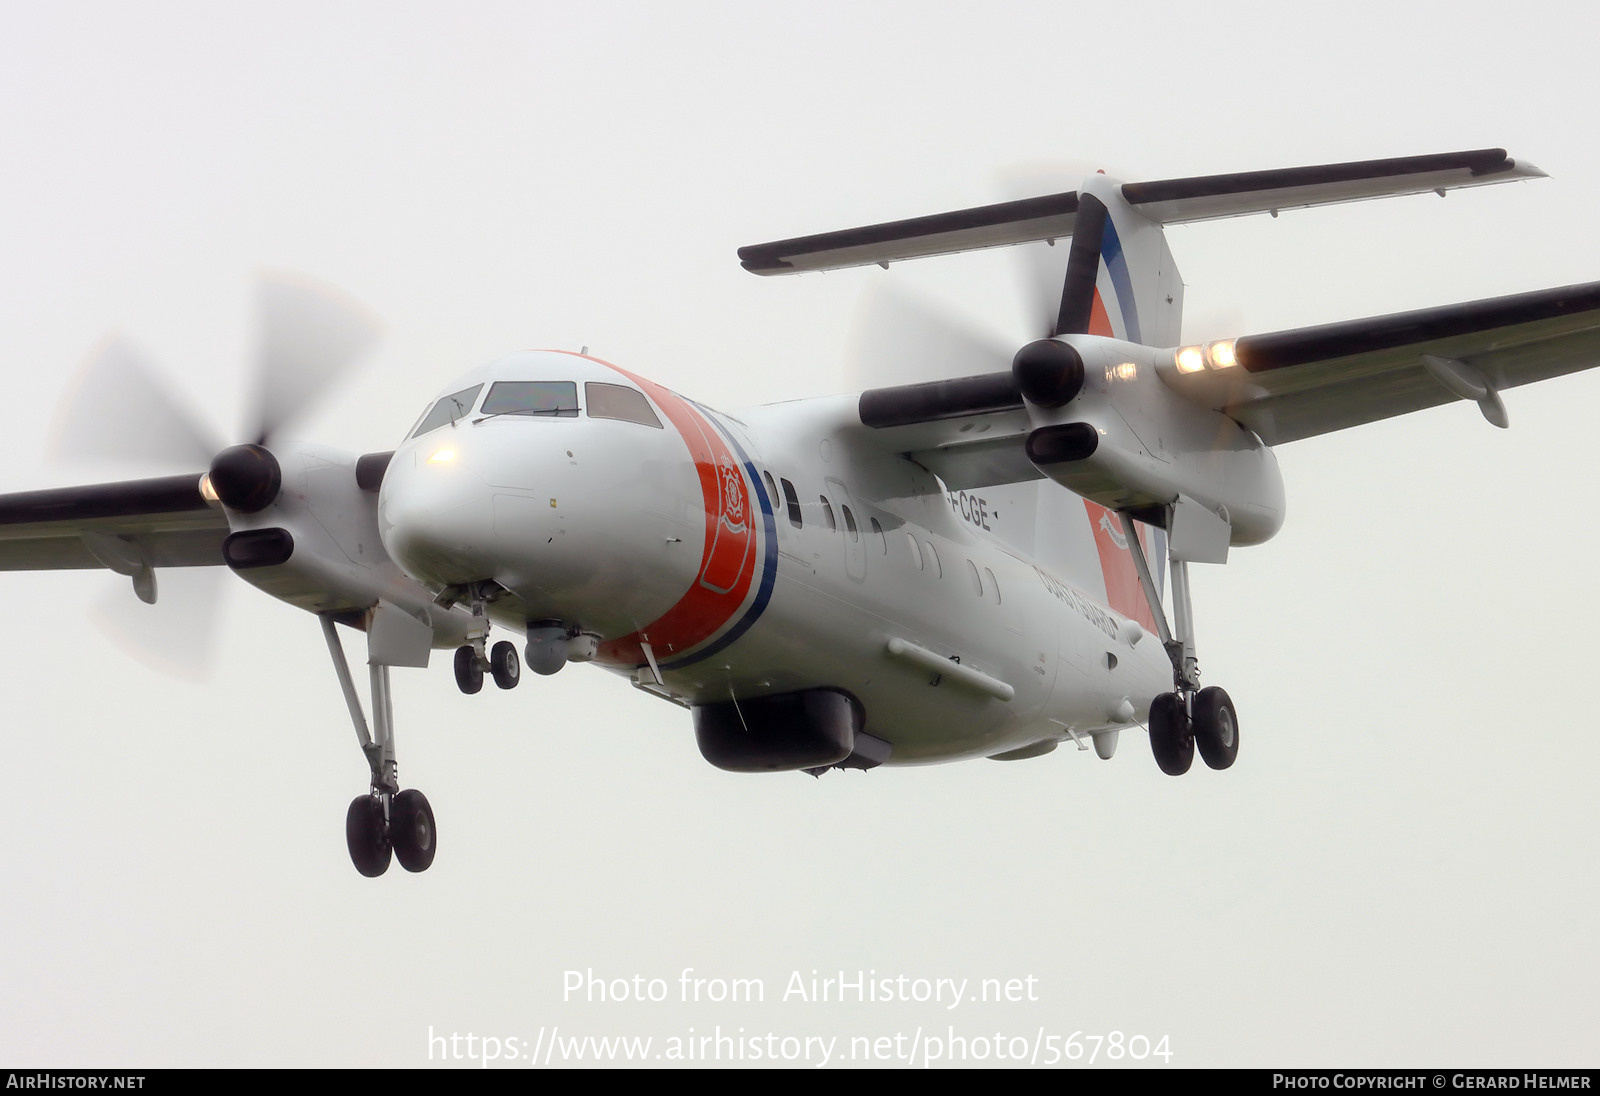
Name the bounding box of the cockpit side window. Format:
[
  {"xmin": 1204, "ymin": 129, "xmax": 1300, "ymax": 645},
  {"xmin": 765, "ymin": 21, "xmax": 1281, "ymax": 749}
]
[
  {"xmin": 585, "ymin": 382, "xmax": 662, "ymax": 428},
  {"xmin": 482, "ymin": 380, "xmax": 579, "ymax": 417},
  {"xmin": 410, "ymin": 384, "xmax": 484, "ymax": 438}
]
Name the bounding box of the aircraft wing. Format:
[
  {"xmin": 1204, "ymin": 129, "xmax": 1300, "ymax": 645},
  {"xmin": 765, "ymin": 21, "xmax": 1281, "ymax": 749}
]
[
  {"xmin": 1169, "ymin": 280, "xmax": 1600, "ymax": 444},
  {"xmin": 854, "ymin": 374, "xmax": 1034, "ymax": 491},
  {"xmin": 0, "ymin": 473, "xmax": 226, "ymax": 572},
  {"xmin": 853, "ymin": 280, "xmax": 1600, "ymax": 485}
]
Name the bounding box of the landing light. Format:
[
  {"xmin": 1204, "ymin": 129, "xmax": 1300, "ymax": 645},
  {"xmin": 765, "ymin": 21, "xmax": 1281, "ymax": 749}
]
[
  {"xmin": 1207, "ymin": 339, "xmax": 1238, "ymax": 369},
  {"xmin": 428, "ymin": 448, "xmax": 456, "ymax": 464},
  {"xmin": 198, "ymin": 473, "xmax": 219, "ymax": 503},
  {"xmin": 1173, "ymin": 341, "xmax": 1239, "ymax": 372}
]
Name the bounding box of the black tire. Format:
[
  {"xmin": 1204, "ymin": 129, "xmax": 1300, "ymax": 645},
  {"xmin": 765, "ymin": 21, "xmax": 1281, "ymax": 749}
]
[
  {"xmin": 1193, "ymin": 686, "xmax": 1239, "ymax": 771},
  {"xmin": 391, "ymin": 788, "xmax": 437, "ymax": 873},
  {"xmin": 345, "ymin": 795, "xmax": 391, "ymax": 877},
  {"xmin": 490, "ymin": 641, "xmax": 520, "ymax": 690},
  {"xmin": 1148, "ymin": 691, "xmax": 1193, "ymax": 776},
  {"xmin": 454, "ymin": 644, "xmax": 483, "ymax": 695}
]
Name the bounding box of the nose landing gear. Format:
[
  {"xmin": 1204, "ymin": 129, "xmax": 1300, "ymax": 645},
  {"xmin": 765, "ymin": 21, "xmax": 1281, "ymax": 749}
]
[
  {"xmin": 447, "ymin": 584, "xmax": 522, "ymax": 694},
  {"xmin": 453, "ymin": 639, "xmax": 520, "ymax": 693}
]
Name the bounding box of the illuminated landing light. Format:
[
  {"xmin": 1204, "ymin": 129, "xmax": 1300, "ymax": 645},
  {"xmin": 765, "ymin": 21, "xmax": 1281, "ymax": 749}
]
[
  {"xmin": 1206, "ymin": 339, "xmax": 1238, "ymax": 369},
  {"xmin": 1175, "ymin": 341, "xmax": 1240, "ymax": 373},
  {"xmin": 198, "ymin": 473, "xmax": 220, "ymax": 503},
  {"xmin": 428, "ymin": 448, "xmax": 456, "ymax": 464}
]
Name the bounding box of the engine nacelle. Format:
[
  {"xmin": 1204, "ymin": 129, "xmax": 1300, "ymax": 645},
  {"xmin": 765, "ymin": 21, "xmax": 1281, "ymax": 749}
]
[
  {"xmin": 213, "ymin": 443, "xmax": 477, "ymax": 657},
  {"xmin": 1014, "ymin": 336, "xmax": 1286, "ymax": 548}
]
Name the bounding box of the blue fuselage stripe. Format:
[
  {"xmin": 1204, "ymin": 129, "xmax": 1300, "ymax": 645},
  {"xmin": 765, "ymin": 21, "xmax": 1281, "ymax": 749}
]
[{"xmin": 659, "ymin": 412, "xmax": 779, "ymax": 671}]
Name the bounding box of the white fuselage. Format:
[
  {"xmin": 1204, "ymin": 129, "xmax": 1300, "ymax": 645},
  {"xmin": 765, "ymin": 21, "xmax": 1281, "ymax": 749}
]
[{"xmin": 378, "ymin": 350, "xmax": 1171, "ymax": 765}]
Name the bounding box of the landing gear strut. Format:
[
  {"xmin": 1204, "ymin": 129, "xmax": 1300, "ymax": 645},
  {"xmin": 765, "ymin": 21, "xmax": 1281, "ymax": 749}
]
[
  {"xmin": 1119, "ymin": 512, "xmax": 1242, "ymax": 776},
  {"xmin": 321, "ymin": 613, "xmax": 438, "ymax": 876}
]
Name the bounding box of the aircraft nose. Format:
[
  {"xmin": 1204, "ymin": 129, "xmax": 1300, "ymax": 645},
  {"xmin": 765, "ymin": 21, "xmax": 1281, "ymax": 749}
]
[{"xmin": 378, "ymin": 448, "xmax": 499, "ymax": 585}]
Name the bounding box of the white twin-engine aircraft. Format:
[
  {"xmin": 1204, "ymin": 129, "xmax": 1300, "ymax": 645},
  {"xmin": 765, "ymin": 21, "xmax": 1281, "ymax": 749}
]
[{"xmin": 6, "ymin": 149, "xmax": 1597, "ymax": 877}]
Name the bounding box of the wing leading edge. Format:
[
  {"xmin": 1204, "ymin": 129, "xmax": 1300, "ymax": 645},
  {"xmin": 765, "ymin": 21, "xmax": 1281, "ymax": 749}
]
[
  {"xmin": 1172, "ymin": 280, "xmax": 1600, "ymax": 444},
  {"xmin": 0, "ymin": 473, "xmax": 226, "ymax": 571}
]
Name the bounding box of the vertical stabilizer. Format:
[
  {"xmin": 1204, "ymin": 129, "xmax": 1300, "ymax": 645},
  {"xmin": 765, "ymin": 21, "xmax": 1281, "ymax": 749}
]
[{"xmin": 1057, "ymin": 175, "xmax": 1184, "ymax": 348}]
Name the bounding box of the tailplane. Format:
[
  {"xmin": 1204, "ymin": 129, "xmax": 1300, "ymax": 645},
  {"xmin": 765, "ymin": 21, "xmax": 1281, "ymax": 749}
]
[{"xmin": 743, "ymin": 149, "xmax": 1541, "ymax": 355}]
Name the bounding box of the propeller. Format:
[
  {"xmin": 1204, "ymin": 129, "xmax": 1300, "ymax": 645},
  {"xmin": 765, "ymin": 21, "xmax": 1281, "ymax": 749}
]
[
  {"xmin": 847, "ymin": 161, "xmax": 1245, "ymax": 401},
  {"xmin": 844, "ymin": 163, "xmax": 1120, "ymax": 394},
  {"xmin": 845, "ymin": 284, "xmax": 1014, "ymax": 390},
  {"xmin": 49, "ymin": 336, "xmax": 222, "ymax": 470},
  {"xmin": 50, "ymin": 271, "xmax": 383, "ymax": 678},
  {"xmin": 997, "ymin": 161, "xmax": 1119, "ymax": 343}
]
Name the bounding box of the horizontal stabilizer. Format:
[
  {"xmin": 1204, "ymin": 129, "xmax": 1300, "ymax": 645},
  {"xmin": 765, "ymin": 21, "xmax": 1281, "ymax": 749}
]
[
  {"xmin": 739, "ymin": 150, "xmax": 1543, "ymax": 276},
  {"xmin": 1123, "ymin": 148, "xmax": 1542, "ymax": 225},
  {"xmin": 739, "ymin": 192, "xmax": 1080, "ymax": 276}
]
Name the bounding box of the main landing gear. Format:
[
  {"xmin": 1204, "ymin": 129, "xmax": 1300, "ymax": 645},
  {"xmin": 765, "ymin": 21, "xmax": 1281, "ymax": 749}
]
[
  {"xmin": 1118, "ymin": 512, "xmax": 1241, "ymax": 777},
  {"xmin": 321, "ymin": 614, "xmax": 439, "ymax": 877},
  {"xmin": 1149, "ymin": 685, "xmax": 1238, "ymax": 776}
]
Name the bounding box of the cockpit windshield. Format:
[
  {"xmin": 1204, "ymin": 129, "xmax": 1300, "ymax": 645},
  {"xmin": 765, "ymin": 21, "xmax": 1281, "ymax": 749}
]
[
  {"xmin": 585, "ymin": 381, "xmax": 662, "ymax": 428},
  {"xmin": 410, "ymin": 384, "xmax": 483, "ymax": 439},
  {"xmin": 409, "ymin": 377, "xmax": 662, "ymax": 440},
  {"xmin": 481, "ymin": 381, "xmax": 579, "ymax": 418}
]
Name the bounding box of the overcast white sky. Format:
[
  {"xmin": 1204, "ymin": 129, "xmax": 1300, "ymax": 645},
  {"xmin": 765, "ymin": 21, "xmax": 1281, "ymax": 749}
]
[{"xmin": 1, "ymin": 0, "xmax": 1596, "ymax": 1069}]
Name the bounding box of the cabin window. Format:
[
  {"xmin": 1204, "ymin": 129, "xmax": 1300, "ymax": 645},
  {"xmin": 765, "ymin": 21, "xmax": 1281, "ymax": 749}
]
[
  {"xmin": 870, "ymin": 517, "xmax": 888, "ymax": 554},
  {"xmin": 481, "ymin": 380, "xmax": 579, "ymax": 418},
  {"xmin": 585, "ymin": 382, "xmax": 662, "ymax": 428},
  {"xmin": 985, "ymin": 566, "xmax": 1001, "ymax": 604},
  {"xmin": 819, "ymin": 496, "xmax": 836, "ymax": 532},
  {"xmin": 906, "ymin": 532, "xmax": 923, "ymax": 570},
  {"xmin": 967, "ymin": 558, "xmax": 983, "ymax": 596},
  {"xmin": 841, "ymin": 505, "xmax": 859, "ymax": 542},
  {"xmin": 761, "ymin": 471, "xmax": 779, "ymax": 512},
  {"xmin": 781, "ymin": 478, "xmax": 802, "ymax": 528},
  {"xmin": 924, "ymin": 541, "xmax": 942, "ymax": 578},
  {"xmin": 410, "ymin": 384, "xmax": 483, "ymax": 438}
]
